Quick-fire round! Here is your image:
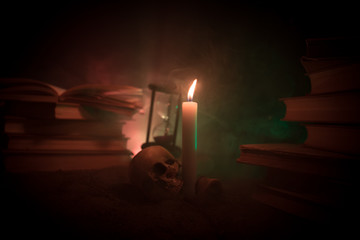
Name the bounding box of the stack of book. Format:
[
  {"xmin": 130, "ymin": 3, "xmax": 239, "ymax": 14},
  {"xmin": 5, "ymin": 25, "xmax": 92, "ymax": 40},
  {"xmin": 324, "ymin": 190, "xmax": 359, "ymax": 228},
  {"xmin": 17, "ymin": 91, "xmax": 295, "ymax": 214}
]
[
  {"xmin": 0, "ymin": 78, "xmax": 144, "ymax": 172},
  {"xmin": 237, "ymin": 37, "xmax": 360, "ymax": 223}
]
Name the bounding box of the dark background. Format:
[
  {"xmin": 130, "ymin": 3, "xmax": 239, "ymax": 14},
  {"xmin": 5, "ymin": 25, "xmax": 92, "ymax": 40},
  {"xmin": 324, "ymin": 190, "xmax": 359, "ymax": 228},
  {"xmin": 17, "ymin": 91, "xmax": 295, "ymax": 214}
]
[{"xmin": 1, "ymin": 1, "xmax": 359, "ymax": 178}]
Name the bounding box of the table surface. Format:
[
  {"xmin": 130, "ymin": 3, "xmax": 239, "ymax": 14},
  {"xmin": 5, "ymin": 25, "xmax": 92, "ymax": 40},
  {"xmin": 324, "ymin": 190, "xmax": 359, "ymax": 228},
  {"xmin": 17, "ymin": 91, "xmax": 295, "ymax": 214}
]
[{"xmin": 0, "ymin": 166, "xmax": 354, "ymax": 239}]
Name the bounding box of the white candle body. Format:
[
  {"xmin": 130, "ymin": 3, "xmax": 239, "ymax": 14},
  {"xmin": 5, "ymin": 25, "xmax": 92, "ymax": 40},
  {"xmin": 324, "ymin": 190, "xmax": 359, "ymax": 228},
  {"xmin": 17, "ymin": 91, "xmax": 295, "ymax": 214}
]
[{"xmin": 182, "ymin": 101, "xmax": 198, "ymax": 198}]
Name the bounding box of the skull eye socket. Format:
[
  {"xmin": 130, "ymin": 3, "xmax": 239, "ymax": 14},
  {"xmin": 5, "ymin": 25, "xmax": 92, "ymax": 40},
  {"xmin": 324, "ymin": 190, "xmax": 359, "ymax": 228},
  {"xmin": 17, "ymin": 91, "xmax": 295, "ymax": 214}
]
[
  {"xmin": 153, "ymin": 163, "xmax": 167, "ymax": 175},
  {"xmin": 165, "ymin": 159, "xmax": 175, "ymax": 165}
]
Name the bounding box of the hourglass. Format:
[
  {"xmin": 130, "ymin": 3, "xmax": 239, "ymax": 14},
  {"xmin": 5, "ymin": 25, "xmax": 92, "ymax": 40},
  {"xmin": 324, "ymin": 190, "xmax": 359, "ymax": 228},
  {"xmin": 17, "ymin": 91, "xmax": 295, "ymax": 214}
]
[{"xmin": 141, "ymin": 83, "xmax": 181, "ymax": 157}]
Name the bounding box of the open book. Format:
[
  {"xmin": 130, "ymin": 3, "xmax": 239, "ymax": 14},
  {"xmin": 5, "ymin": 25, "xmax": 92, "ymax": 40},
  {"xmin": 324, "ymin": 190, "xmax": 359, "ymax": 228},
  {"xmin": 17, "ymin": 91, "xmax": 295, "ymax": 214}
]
[{"xmin": 0, "ymin": 78, "xmax": 144, "ymax": 119}]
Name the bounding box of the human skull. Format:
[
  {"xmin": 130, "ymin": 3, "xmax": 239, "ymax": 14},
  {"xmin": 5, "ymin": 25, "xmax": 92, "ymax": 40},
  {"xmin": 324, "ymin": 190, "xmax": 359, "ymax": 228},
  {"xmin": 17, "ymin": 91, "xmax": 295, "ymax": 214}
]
[{"xmin": 129, "ymin": 146, "xmax": 183, "ymax": 200}]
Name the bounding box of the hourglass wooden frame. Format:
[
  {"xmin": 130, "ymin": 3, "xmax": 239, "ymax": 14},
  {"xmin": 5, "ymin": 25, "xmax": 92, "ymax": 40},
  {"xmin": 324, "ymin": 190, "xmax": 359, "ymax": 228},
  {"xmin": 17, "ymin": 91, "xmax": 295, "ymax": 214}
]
[{"xmin": 141, "ymin": 83, "xmax": 181, "ymax": 157}]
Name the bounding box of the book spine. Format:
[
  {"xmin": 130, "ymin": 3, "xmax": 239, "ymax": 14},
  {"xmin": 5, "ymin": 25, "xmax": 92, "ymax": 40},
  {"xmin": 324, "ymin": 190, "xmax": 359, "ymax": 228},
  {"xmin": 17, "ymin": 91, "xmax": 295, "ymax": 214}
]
[
  {"xmin": 2, "ymin": 101, "xmax": 56, "ymax": 119},
  {"xmin": 3, "ymin": 152, "xmax": 132, "ymax": 172},
  {"xmin": 3, "ymin": 118, "xmax": 124, "ymax": 137},
  {"xmin": 304, "ymin": 124, "xmax": 360, "ymax": 155},
  {"xmin": 6, "ymin": 136, "xmax": 128, "ymax": 151},
  {"xmin": 281, "ymin": 92, "xmax": 360, "ymax": 124},
  {"xmin": 308, "ymin": 63, "xmax": 360, "ymax": 94}
]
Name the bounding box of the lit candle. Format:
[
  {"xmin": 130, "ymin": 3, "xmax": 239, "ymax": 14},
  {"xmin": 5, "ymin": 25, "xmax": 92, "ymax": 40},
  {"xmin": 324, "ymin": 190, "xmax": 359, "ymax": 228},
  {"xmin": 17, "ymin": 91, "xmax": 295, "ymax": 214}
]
[{"xmin": 182, "ymin": 79, "xmax": 198, "ymax": 198}]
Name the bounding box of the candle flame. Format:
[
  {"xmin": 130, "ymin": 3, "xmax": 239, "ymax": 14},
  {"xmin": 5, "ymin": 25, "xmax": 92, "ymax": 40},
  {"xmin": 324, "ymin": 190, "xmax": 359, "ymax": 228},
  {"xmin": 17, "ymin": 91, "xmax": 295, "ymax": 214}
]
[{"xmin": 187, "ymin": 79, "xmax": 197, "ymax": 101}]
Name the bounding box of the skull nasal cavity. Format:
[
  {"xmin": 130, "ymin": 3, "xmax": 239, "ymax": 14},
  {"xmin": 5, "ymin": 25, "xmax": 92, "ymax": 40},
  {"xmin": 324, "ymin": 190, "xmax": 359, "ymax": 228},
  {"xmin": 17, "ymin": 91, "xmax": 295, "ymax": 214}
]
[{"xmin": 153, "ymin": 163, "xmax": 167, "ymax": 175}]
